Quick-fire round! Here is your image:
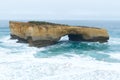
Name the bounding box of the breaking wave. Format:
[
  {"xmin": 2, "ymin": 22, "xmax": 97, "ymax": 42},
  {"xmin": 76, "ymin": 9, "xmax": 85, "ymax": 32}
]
[{"xmin": 0, "ymin": 20, "xmax": 120, "ymax": 80}]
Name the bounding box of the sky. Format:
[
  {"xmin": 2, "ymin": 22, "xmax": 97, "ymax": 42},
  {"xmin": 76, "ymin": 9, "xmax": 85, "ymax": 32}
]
[{"xmin": 0, "ymin": 0, "xmax": 120, "ymax": 20}]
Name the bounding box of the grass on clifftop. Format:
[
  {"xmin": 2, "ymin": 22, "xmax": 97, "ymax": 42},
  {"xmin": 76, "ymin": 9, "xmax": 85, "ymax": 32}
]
[{"xmin": 28, "ymin": 21, "xmax": 68, "ymax": 26}]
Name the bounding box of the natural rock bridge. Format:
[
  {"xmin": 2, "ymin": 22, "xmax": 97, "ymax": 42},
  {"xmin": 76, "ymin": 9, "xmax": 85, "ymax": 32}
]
[{"xmin": 9, "ymin": 21, "xmax": 109, "ymax": 47}]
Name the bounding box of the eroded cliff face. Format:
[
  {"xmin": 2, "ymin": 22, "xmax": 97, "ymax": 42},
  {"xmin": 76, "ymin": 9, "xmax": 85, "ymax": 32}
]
[{"xmin": 9, "ymin": 21, "xmax": 109, "ymax": 47}]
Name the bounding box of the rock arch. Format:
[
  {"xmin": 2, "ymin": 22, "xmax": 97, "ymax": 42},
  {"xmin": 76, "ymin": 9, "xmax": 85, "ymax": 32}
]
[{"xmin": 9, "ymin": 21, "xmax": 109, "ymax": 47}]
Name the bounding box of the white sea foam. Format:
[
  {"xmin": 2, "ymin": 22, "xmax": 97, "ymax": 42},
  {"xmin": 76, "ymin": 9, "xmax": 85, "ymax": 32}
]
[
  {"xmin": 0, "ymin": 36, "xmax": 22, "ymax": 46},
  {"xmin": 109, "ymin": 37, "xmax": 120, "ymax": 45},
  {"xmin": 0, "ymin": 36, "xmax": 120, "ymax": 80},
  {"xmin": 59, "ymin": 35, "xmax": 68, "ymax": 41},
  {"xmin": 0, "ymin": 53, "xmax": 120, "ymax": 80},
  {"xmin": 109, "ymin": 52, "xmax": 120, "ymax": 60},
  {"xmin": 0, "ymin": 36, "xmax": 44, "ymax": 63}
]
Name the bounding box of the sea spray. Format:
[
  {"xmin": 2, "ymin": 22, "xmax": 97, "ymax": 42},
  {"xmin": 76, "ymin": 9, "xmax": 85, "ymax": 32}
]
[{"xmin": 0, "ymin": 20, "xmax": 120, "ymax": 80}]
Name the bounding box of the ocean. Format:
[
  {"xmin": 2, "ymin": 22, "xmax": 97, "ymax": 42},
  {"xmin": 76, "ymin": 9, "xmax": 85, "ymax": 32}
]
[{"xmin": 0, "ymin": 20, "xmax": 120, "ymax": 80}]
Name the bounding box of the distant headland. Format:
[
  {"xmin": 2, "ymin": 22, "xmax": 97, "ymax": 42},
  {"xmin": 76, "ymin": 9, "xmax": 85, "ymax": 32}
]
[{"xmin": 9, "ymin": 21, "xmax": 109, "ymax": 47}]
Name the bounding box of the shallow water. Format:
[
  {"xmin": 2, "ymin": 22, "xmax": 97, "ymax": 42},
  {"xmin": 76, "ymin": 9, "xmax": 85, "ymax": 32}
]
[{"xmin": 0, "ymin": 20, "xmax": 120, "ymax": 80}]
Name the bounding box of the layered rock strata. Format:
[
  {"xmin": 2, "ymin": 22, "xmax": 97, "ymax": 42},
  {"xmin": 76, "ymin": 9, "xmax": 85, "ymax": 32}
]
[{"xmin": 9, "ymin": 21, "xmax": 109, "ymax": 47}]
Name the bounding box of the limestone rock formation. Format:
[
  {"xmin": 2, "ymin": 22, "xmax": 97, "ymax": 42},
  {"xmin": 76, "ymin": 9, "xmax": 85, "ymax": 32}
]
[{"xmin": 9, "ymin": 21, "xmax": 109, "ymax": 47}]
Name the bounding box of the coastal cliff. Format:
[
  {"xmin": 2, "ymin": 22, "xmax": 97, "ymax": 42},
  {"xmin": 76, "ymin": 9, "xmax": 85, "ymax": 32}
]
[{"xmin": 9, "ymin": 21, "xmax": 109, "ymax": 47}]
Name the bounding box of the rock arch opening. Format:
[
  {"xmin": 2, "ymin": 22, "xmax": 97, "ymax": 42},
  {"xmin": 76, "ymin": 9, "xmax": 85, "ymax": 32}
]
[
  {"xmin": 59, "ymin": 35, "xmax": 69, "ymax": 41},
  {"xmin": 59, "ymin": 34, "xmax": 84, "ymax": 42},
  {"xmin": 68, "ymin": 34, "xmax": 84, "ymax": 41}
]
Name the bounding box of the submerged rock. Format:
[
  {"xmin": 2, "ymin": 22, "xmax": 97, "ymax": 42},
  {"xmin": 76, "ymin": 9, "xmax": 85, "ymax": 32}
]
[{"xmin": 9, "ymin": 21, "xmax": 109, "ymax": 47}]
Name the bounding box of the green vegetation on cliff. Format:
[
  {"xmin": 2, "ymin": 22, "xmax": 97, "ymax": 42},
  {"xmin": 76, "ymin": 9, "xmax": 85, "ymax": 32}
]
[{"xmin": 28, "ymin": 21, "xmax": 68, "ymax": 26}]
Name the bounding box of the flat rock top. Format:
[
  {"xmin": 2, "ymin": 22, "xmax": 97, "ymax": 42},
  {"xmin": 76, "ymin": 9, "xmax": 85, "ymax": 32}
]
[
  {"xmin": 10, "ymin": 21, "xmax": 102, "ymax": 29},
  {"xmin": 9, "ymin": 21, "xmax": 109, "ymax": 44}
]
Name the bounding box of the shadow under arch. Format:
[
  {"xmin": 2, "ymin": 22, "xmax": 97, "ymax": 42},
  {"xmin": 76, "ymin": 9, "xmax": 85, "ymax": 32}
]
[{"xmin": 68, "ymin": 34, "xmax": 84, "ymax": 41}]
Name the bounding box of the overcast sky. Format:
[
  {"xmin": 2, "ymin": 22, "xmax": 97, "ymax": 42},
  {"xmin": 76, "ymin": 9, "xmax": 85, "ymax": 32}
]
[{"xmin": 0, "ymin": 0, "xmax": 120, "ymax": 20}]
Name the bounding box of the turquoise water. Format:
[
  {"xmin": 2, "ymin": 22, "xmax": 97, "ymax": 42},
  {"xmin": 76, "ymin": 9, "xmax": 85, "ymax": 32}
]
[{"xmin": 0, "ymin": 20, "xmax": 120, "ymax": 80}]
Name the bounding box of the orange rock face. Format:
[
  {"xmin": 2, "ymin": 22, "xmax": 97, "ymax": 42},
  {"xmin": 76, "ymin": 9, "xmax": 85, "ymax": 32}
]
[{"xmin": 9, "ymin": 21, "xmax": 109, "ymax": 47}]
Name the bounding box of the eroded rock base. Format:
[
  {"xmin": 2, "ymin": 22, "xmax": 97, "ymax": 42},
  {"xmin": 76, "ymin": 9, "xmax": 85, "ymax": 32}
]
[
  {"xmin": 11, "ymin": 34, "xmax": 57, "ymax": 47},
  {"xmin": 68, "ymin": 34, "xmax": 109, "ymax": 43}
]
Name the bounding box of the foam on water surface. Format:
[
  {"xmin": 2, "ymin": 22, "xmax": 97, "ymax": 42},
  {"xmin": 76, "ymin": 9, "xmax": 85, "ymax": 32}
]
[
  {"xmin": 0, "ymin": 54, "xmax": 120, "ymax": 80},
  {"xmin": 0, "ymin": 36, "xmax": 120, "ymax": 80},
  {"xmin": 0, "ymin": 21, "xmax": 120, "ymax": 80}
]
